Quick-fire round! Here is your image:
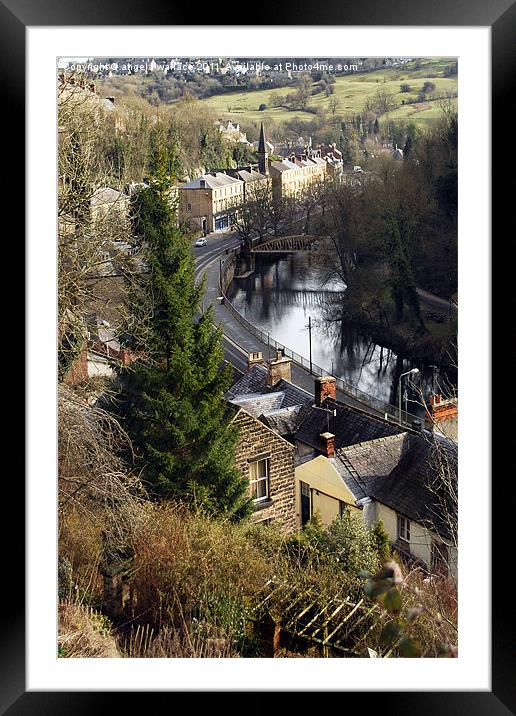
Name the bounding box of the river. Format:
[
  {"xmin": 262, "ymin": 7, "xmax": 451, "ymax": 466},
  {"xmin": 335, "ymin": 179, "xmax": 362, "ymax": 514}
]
[{"xmin": 226, "ymin": 251, "xmax": 455, "ymax": 416}]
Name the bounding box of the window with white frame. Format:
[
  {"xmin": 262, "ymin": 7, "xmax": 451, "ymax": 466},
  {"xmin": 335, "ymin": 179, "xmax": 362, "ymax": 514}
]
[
  {"xmin": 249, "ymin": 456, "xmax": 269, "ymax": 502},
  {"xmin": 397, "ymin": 514, "xmax": 410, "ymax": 544}
]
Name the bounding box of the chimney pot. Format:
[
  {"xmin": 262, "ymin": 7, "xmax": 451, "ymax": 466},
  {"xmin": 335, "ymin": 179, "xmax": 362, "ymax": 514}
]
[{"xmin": 247, "ymin": 351, "xmax": 264, "ymax": 369}]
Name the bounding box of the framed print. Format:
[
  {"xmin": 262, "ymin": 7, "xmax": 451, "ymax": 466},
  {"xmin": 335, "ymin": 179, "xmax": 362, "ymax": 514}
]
[{"xmin": 5, "ymin": 0, "xmax": 510, "ymax": 710}]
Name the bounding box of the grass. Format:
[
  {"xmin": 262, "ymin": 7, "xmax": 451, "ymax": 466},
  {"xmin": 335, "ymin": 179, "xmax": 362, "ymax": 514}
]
[{"xmin": 199, "ymin": 58, "xmax": 458, "ymax": 130}]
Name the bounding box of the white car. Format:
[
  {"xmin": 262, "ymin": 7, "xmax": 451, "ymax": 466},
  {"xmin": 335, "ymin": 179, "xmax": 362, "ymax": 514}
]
[{"xmin": 194, "ymin": 238, "xmax": 207, "ymax": 247}]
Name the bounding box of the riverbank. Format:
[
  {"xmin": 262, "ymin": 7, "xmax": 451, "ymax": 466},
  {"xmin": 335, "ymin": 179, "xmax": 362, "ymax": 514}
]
[{"xmin": 333, "ymin": 300, "xmax": 457, "ymax": 371}]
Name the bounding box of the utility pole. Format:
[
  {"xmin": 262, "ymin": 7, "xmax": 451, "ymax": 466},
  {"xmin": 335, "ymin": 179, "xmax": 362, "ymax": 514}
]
[{"xmin": 307, "ymin": 315, "xmax": 313, "ymax": 374}]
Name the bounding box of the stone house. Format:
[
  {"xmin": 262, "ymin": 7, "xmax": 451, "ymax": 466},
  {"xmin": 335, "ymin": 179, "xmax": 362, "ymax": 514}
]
[
  {"xmin": 268, "ymin": 156, "xmax": 327, "ymax": 201},
  {"xmin": 178, "ymin": 172, "xmax": 244, "ymax": 235},
  {"xmin": 231, "ymin": 407, "xmax": 296, "ymax": 532}
]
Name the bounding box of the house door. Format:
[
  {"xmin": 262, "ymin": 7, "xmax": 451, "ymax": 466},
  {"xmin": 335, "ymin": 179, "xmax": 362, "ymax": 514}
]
[
  {"xmin": 300, "ymin": 481, "xmax": 311, "ymax": 526},
  {"xmin": 202, "ymin": 218, "xmax": 207, "ymax": 236}
]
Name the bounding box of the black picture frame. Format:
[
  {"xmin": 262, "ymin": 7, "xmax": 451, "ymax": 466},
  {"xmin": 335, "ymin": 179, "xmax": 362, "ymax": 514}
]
[{"xmin": 6, "ymin": 0, "xmax": 508, "ymax": 711}]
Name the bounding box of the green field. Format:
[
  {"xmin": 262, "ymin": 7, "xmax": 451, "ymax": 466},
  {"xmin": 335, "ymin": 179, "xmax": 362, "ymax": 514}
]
[{"xmin": 199, "ymin": 58, "xmax": 458, "ymax": 129}]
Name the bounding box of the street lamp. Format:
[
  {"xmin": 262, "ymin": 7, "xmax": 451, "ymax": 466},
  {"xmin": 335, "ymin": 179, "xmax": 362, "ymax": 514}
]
[{"xmin": 398, "ymin": 368, "xmax": 419, "ymax": 424}]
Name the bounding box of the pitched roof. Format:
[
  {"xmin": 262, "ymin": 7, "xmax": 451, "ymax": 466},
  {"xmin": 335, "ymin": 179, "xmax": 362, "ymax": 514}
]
[
  {"xmin": 91, "ymin": 187, "xmax": 127, "ymax": 206},
  {"xmin": 225, "ymin": 364, "xmax": 270, "ymax": 398},
  {"xmin": 334, "ymin": 430, "xmax": 457, "ymax": 541},
  {"xmin": 295, "ymin": 401, "xmax": 403, "ymax": 453},
  {"xmin": 225, "ymin": 364, "xmax": 312, "ymax": 411},
  {"xmin": 228, "ymin": 391, "xmax": 286, "ymax": 417},
  {"xmin": 236, "ymin": 169, "xmax": 268, "ymax": 183},
  {"xmin": 180, "ymin": 172, "xmax": 243, "ymax": 190},
  {"xmin": 370, "ymin": 433, "xmax": 457, "ymax": 541},
  {"xmin": 270, "ymin": 159, "xmax": 299, "ymax": 172},
  {"xmin": 259, "ymin": 404, "xmax": 307, "ymax": 437},
  {"xmin": 333, "ymin": 432, "xmax": 410, "ymax": 500}
]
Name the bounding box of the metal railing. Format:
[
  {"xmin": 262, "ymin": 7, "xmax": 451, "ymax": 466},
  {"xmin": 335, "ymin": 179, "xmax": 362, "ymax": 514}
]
[{"xmin": 218, "ymin": 251, "xmax": 420, "ymax": 427}]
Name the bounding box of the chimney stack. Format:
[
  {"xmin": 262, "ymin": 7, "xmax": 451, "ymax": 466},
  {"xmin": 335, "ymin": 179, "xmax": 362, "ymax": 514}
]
[
  {"xmin": 267, "ymin": 349, "xmax": 292, "ymax": 386},
  {"xmin": 315, "ymin": 376, "xmax": 336, "ymax": 406},
  {"xmin": 425, "ymin": 394, "xmax": 458, "ymax": 433},
  {"xmin": 247, "ymin": 351, "xmax": 264, "ymax": 369},
  {"xmin": 319, "ymin": 432, "xmax": 335, "ymax": 458}
]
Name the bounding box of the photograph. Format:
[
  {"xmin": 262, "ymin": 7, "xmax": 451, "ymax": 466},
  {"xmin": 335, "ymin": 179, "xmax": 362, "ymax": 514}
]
[
  {"xmin": 57, "ymin": 54, "xmax": 459, "ymax": 660},
  {"xmin": 7, "ymin": 4, "xmax": 505, "ymax": 704}
]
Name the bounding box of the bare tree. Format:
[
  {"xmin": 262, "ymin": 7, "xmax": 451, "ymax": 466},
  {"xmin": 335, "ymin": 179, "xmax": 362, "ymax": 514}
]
[
  {"xmin": 58, "ymin": 384, "xmax": 145, "ymax": 526},
  {"xmin": 58, "ymin": 78, "xmax": 139, "ymax": 379}
]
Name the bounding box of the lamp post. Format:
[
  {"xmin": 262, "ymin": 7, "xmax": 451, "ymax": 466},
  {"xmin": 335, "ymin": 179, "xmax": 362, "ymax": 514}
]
[{"xmin": 398, "ymin": 368, "xmax": 419, "ymax": 424}]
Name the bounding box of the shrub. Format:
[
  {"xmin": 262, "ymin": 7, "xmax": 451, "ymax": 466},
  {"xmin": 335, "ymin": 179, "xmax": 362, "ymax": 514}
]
[
  {"xmin": 129, "ymin": 504, "xmax": 273, "ymax": 631},
  {"xmin": 318, "ymin": 514, "xmax": 380, "ymax": 577},
  {"xmin": 58, "ymin": 601, "xmax": 120, "ymax": 657}
]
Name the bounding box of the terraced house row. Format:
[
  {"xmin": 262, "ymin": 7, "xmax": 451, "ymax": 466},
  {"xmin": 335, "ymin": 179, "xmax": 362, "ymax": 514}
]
[
  {"xmin": 226, "ymin": 350, "xmax": 458, "ymax": 581},
  {"xmin": 178, "ymin": 122, "xmax": 337, "ymax": 235}
]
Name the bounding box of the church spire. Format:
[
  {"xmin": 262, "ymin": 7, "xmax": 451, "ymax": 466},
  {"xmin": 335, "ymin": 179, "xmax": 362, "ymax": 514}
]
[{"xmin": 257, "ymin": 122, "xmax": 269, "ymax": 175}]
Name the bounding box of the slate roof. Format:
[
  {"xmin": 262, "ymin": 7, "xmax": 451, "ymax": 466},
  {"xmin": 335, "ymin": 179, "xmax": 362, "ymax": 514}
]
[
  {"xmin": 295, "ymin": 401, "xmax": 403, "ymax": 453},
  {"xmin": 91, "ymin": 187, "xmax": 128, "ymax": 206},
  {"xmin": 180, "ymin": 172, "xmax": 243, "ymax": 190},
  {"xmin": 370, "ymin": 433, "xmax": 457, "ymax": 542},
  {"xmin": 225, "ymin": 364, "xmax": 270, "ymax": 398},
  {"xmin": 228, "ymin": 391, "xmax": 286, "ymax": 417},
  {"xmin": 334, "ymin": 431, "xmax": 457, "ymax": 541},
  {"xmin": 270, "ymin": 159, "xmax": 299, "ymax": 172},
  {"xmin": 333, "ymin": 432, "xmax": 410, "ymax": 500},
  {"xmin": 236, "ymin": 169, "xmax": 268, "ymax": 183},
  {"xmin": 225, "ymin": 364, "xmax": 312, "ymax": 410},
  {"xmin": 259, "ymin": 404, "xmax": 309, "ymax": 437}
]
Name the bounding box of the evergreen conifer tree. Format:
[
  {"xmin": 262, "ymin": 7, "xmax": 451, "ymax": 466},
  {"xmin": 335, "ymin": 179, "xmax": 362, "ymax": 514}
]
[
  {"xmin": 371, "ymin": 519, "xmax": 391, "ymax": 562},
  {"xmin": 120, "ymin": 140, "xmax": 251, "ymax": 518}
]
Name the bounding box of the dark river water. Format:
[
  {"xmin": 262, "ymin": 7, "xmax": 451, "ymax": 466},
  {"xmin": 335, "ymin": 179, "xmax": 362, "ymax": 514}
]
[{"xmin": 226, "ymin": 252, "xmax": 454, "ymax": 416}]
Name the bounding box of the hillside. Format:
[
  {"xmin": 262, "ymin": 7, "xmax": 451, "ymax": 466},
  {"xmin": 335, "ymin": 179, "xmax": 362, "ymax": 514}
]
[{"xmin": 199, "ymin": 58, "xmax": 457, "ymax": 129}]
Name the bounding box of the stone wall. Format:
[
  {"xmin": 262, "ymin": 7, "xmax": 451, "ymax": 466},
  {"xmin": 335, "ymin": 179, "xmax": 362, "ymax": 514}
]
[
  {"xmin": 220, "ymin": 251, "xmax": 237, "ymax": 292},
  {"xmin": 233, "ymin": 409, "xmax": 296, "ymax": 533}
]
